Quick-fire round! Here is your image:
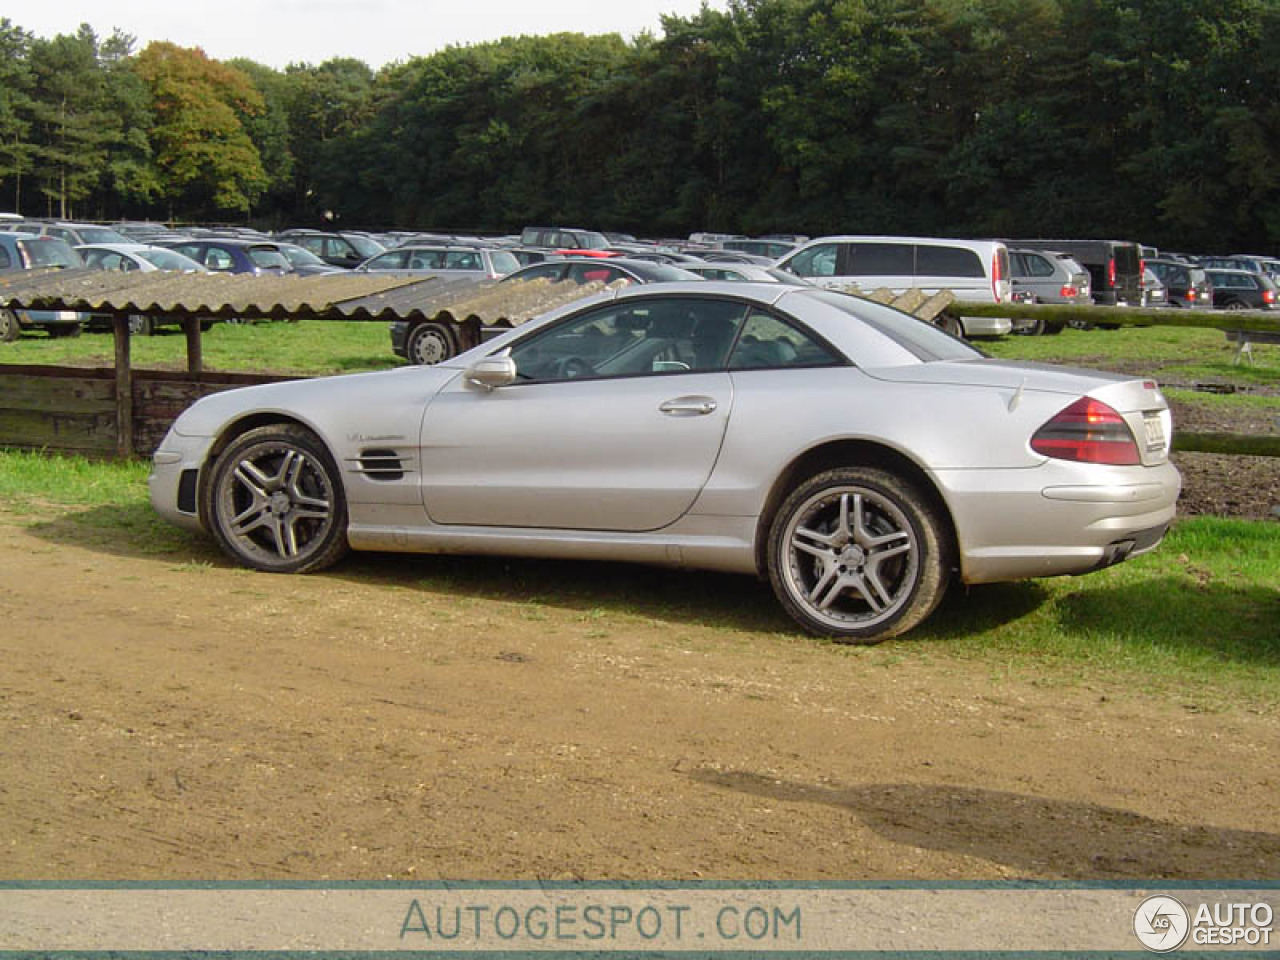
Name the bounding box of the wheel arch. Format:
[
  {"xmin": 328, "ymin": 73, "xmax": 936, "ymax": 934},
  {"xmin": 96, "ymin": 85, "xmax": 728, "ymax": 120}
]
[
  {"xmin": 196, "ymin": 412, "xmax": 342, "ymax": 529},
  {"xmin": 752, "ymin": 439, "xmax": 958, "ymax": 579}
]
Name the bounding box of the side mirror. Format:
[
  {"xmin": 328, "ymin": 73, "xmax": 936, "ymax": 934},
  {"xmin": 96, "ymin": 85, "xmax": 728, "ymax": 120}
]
[{"xmin": 465, "ymin": 353, "xmax": 517, "ymax": 391}]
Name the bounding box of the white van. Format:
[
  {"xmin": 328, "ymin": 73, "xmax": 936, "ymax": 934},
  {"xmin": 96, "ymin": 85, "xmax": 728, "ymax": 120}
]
[{"xmin": 775, "ymin": 235, "xmax": 1013, "ymax": 336}]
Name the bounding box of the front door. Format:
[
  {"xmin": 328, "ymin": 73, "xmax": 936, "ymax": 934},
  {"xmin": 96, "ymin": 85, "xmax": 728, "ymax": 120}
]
[{"xmin": 419, "ymin": 295, "xmax": 748, "ymax": 532}]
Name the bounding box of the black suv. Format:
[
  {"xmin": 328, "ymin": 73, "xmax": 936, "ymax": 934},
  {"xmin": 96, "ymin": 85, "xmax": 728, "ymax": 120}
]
[
  {"xmin": 274, "ymin": 229, "xmax": 386, "ymax": 268},
  {"xmin": 1145, "ymin": 259, "xmax": 1213, "ymax": 309}
]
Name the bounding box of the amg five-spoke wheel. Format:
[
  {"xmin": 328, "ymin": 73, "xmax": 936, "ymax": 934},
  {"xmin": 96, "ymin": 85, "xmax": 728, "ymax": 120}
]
[
  {"xmin": 768, "ymin": 467, "xmax": 951, "ymax": 643},
  {"xmin": 204, "ymin": 425, "xmax": 349, "ymax": 573}
]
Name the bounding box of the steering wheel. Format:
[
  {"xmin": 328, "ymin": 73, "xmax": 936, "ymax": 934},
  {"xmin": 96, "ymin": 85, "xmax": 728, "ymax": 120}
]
[{"xmin": 557, "ymin": 356, "xmax": 596, "ymax": 379}]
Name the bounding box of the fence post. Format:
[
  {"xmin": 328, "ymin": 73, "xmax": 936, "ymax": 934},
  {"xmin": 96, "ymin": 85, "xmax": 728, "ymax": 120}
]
[{"xmin": 112, "ymin": 313, "xmax": 133, "ymax": 458}]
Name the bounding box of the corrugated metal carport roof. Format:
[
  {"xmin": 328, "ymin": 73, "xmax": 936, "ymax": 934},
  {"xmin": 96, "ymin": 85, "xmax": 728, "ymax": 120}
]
[{"xmin": 0, "ymin": 268, "xmax": 610, "ymax": 326}]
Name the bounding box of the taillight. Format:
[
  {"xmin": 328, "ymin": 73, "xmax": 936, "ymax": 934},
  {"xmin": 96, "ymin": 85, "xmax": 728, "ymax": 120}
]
[
  {"xmin": 1060, "ymin": 284, "xmax": 1077, "ymax": 298},
  {"xmin": 1264, "ymin": 289, "xmax": 1276, "ymax": 305},
  {"xmin": 1031, "ymin": 397, "xmax": 1140, "ymax": 465},
  {"xmin": 1107, "ymin": 258, "xmax": 1116, "ymax": 288},
  {"xmin": 992, "ymin": 250, "xmax": 1003, "ymax": 301}
]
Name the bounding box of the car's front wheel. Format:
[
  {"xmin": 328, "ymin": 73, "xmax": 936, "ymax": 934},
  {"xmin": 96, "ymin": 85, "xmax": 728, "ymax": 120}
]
[
  {"xmin": 203, "ymin": 424, "xmax": 349, "ymax": 573},
  {"xmin": 767, "ymin": 467, "xmax": 952, "ymax": 643}
]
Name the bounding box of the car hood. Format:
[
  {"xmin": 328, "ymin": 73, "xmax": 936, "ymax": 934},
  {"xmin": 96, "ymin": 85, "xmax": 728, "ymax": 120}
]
[{"xmin": 170, "ymin": 365, "xmax": 458, "ymax": 437}]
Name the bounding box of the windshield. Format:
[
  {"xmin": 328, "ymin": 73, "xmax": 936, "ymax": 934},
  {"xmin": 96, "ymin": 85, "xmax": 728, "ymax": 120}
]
[
  {"xmin": 78, "ymin": 227, "xmax": 128, "ymax": 244},
  {"xmin": 248, "ymin": 247, "xmax": 290, "ymax": 270},
  {"xmin": 347, "ymin": 235, "xmax": 385, "ymax": 258},
  {"xmin": 637, "ymin": 263, "xmax": 703, "ymax": 282},
  {"xmin": 18, "ymin": 237, "xmax": 81, "ymax": 268},
  {"xmin": 279, "ymin": 244, "xmax": 324, "ymax": 267},
  {"xmin": 808, "ymin": 289, "xmax": 984, "ymax": 362},
  {"xmin": 139, "ymin": 248, "xmax": 206, "ymax": 271}
]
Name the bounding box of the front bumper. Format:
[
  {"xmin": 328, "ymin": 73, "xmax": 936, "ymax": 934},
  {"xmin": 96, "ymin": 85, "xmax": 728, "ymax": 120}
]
[{"xmin": 148, "ymin": 430, "xmax": 216, "ymax": 533}]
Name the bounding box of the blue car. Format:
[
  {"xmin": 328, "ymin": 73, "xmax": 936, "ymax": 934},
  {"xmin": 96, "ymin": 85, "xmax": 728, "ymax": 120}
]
[
  {"xmin": 151, "ymin": 237, "xmax": 291, "ymax": 276},
  {"xmin": 0, "ymin": 232, "xmax": 87, "ymax": 341}
]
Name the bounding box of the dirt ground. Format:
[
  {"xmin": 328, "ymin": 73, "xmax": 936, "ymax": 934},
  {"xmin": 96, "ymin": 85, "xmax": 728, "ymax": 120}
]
[{"xmin": 1, "ymin": 503, "xmax": 1277, "ymax": 882}]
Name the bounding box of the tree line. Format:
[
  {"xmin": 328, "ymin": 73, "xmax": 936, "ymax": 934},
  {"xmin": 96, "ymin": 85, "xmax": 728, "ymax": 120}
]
[{"xmin": 1, "ymin": 0, "xmax": 1277, "ymax": 252}]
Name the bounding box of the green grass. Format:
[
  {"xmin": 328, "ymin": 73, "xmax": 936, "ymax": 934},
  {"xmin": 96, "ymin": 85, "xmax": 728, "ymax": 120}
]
[
  {"xmin": 1, "ymin": 448, "xmax": 1276, "ymax": 708},
  {"xmin": 984, "ymin": 324, "xmax": 1280, "ymax": 386},
  {"xmin": 0, "ymin": 319, "xmax": 402, "ymax": 376}
]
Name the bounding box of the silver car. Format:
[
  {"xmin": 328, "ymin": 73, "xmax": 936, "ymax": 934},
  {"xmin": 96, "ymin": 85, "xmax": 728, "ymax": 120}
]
[
  {"xmin": 356, "ymin": 245, "xmax": 520, "ymax": 280},
  {"xmin": 150, "ymin": 283, "xmax": 1180, "ymax": 643}
]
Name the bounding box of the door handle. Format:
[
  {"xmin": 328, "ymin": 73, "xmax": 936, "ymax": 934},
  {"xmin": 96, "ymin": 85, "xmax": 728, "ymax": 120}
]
[{"xmin": 659, "ymin": 396, "xmax": 718, "ymax": 417}]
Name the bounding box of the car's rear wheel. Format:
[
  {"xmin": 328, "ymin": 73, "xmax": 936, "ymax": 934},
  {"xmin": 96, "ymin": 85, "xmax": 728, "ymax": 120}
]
[
  {"xmin": 203, "ymin": 424, "xmax": 349, "ymax": 574},
  {"xmin": 767, "ymin": 467, "xmax": 951, "ymax": 643},
  {"xmin": 0, "ymin": 309, "xmax": 17, "ymax": 342},
  {"xmin": 128, "ymin": 314, "xmax": 154, "ymax": 336},
  {"xmin": 407, "ymin": 322, "xmax": 456, "ymax": 365},
  {"xmin": 937, "ymin": 313, "xmax": 964, "ymax": 338}
]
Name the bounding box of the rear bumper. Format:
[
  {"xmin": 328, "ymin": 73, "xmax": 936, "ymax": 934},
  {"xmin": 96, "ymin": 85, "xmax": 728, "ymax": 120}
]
[
  {"xmin": 389, "ymin": 321, "xmax": 410, "ymax": 358},
  {"xmin": 933, "ymin": 460, "xmax": 1181, "ymax": 583}
]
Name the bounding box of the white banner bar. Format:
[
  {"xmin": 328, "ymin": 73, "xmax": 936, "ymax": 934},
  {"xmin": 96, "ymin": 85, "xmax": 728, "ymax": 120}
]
[{"xmin": 0, "ymin": 887, "xmax": 1275, "ymax": 953}]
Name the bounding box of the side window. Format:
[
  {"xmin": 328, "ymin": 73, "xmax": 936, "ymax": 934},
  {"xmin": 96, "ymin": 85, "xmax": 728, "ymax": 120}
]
[
  {"xmin": 205, "ymin": 248, "xmax": 234, "ymax": 271},
  {"xmin": 298, "ymin": 236, "xmax": 324, "ymax": 255},
  {"xmin": 444, "ymin": 250, "xmax": 481, "ymax": 270},
  {"xmin": 0, "ymin": 246, "xmax": 12, "ymax": 268},
  {"xmin": 915, "ymin": 245, "xmax": 985, "ymax": 278},
  {"xmin": 509, "ymin": 298, "xmax": 747, "ymax": 383},
  {"xmin": 783, "ymin": 243, "xmax": 839, "ymax": 278},
  {"xmin": 170, "ymin": 244, "xmax": 201, "ymax": 261},
  {"xmin": 850, "ymin": 243, "xmax": 913, "ymax": 276},
  {"xmin": 728, "ymin": 311, "xmax": 841, "ymax": 370},
  {"xmin": 1024, "ymin": 254, "xmax": 1054, "ymax": 278}
]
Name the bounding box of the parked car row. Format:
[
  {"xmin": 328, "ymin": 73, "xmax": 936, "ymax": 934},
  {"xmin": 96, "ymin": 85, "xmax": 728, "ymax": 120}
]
[{"xmin": 2, "ymin": 216, "xmax": 1275, "ymax": 349}]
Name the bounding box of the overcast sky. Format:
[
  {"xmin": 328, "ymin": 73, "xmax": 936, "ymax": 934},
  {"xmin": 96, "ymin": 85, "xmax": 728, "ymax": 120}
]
[{"xmin": 12, "ymin": 0, "xmax": 728, "ymax": 70}]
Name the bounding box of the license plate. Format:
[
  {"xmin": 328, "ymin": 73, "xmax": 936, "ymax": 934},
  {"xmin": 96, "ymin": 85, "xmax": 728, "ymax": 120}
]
[
  {"xmin": 55, "ymin": 311, "xmax": 77, "ymax": 321},
  {"xmin": 1143, "ymin": 413, "xmax": 1165, "ymax": 450}
]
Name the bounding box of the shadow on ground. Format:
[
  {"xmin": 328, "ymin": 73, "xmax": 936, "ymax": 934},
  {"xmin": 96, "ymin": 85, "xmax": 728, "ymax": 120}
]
[
  {"xmin": 691, "ymin": 770, "xmax": 1280, "ymax": 879},
  {"xmin": 1057, "ymin": 576, "xmax": 1280, "ymax": 665},
  {"xmin": 24, "ymin": 504, "xmax": 1050, "ymax": 637}
]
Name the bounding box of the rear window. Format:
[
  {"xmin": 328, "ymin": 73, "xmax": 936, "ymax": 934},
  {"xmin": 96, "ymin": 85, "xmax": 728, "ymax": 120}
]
[
  {"xmin": 808, "ymin": 289, "xmax": 983, "ymax": 362},
  {"xmin": 916, "ymin": 244, "xmax": 985, "ymax": 278},
  {"xmin": 1113, "ymin": 244, "xmax": 1141, "ymax": 275}
]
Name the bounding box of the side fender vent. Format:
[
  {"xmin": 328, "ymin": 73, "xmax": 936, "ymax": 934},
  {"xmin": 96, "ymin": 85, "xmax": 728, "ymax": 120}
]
[{"xmin": 356, "ymin": 448, "xmax": 406, "ymax": 481}]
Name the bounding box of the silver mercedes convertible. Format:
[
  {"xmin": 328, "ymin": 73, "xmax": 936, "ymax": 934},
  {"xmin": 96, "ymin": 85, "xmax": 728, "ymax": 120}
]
[{"xmin": 150, "ymin": 282, "xmax": 1180, "ymax": 643}]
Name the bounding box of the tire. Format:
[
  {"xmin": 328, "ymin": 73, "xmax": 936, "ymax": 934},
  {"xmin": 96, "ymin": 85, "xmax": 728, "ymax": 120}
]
[
  {"xmin": 937, "ymin": 313, "xmax": 964, "ymax": 338},
  {"xmin": 767, "ymin": 467, "xmax": 952, "ymax": 643},
  {"xmin": 0, "ymin": 309, "xmax": 18, "ymax": 342},
  {"xmin": 128, "ymin": 314, "xmax": 154, "ymax": 336},
  {"xmin": 406, "ymin": 322, "xmax": 457, "ymax": 365},
  {"xmin": 1225, "ymin": 301, "xmax": 1248, "ymax": 311},
  {"xmin": 1043, "ymin": 320, "xmax": 1065, "ymax": 335},
  {"xmin": 46, "ymin": 324, "xmax": 81, "ymax": 338},
  {"xmin": 202, "ymin": 424, "xmax": 349, "ymax": 574}
]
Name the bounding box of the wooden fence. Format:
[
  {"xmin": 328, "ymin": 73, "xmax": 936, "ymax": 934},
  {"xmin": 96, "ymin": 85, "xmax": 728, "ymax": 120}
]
[{"xmin": 0, "ymin": 364, "xmax": 294, "ymax": 457}]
